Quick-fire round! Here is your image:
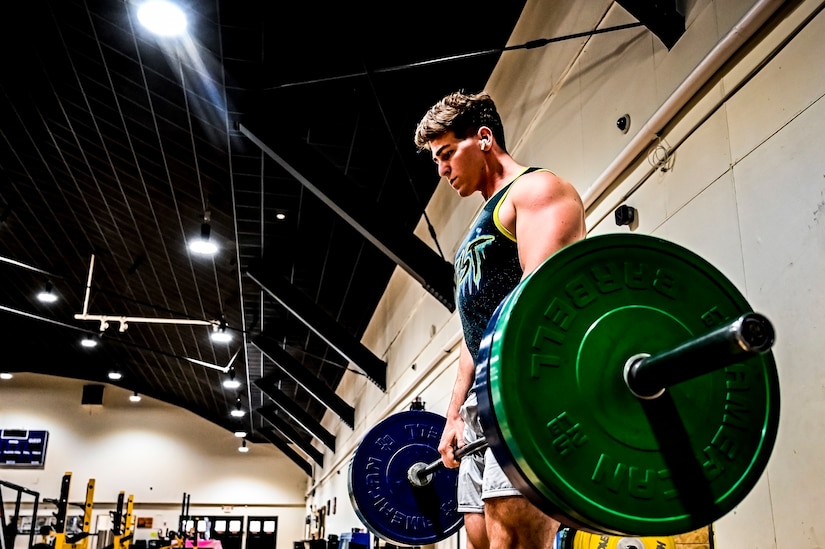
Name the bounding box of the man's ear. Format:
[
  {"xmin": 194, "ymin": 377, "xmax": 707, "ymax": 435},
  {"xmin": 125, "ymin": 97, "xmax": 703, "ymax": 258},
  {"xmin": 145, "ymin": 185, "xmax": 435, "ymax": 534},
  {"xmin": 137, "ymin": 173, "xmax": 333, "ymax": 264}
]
[{"xmin": 478, "ymin": 127, "xmax": 492, "ymax": 150}]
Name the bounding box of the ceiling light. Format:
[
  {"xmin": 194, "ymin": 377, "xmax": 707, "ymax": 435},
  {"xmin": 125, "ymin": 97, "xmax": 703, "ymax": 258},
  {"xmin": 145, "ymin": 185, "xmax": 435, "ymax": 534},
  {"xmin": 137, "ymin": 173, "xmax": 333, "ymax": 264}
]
[
  {"xmin": 211, "ymin": 317, "xmax": 232, "ymax": 343},
  {"xmin": 137, "ymin": 1, "xmax": 188, "ymax": 37},
  {"xmin": 108, "ymin": 371, "xmax": 123, "ymax": 381},
  {"xmin": 0, "ymin": 372, "xmax": 12, "ymax": 380},
  {"xmin": 189, "ymin": 210, "xmax": 218, "ymax": 255},
  {"xmin": 222, "ymin": 367, "xmax": 241, "ymax": 389},
  {"xmin": 275, "ymin": 212, "xmax": 286, "ymax": 220},
  {"xmin": 238, "ymin": 440, "xmax": 249, "ymax": 453},
  {"xmin": 129, "ymin": 391, "xmax": 142, "ymax": 403},
  {"xmin": 36, "ymin": 282, "xmax": 58, "ymax": 303},
  {"xmin": 81, "ymin": 335, "xmax": 99, "ymax": 348},
  {"xmin": 230, "ymin": 397, "xmax": 246, "ymax": 418},
  {"xmin": 234, "ymin": 430, "xmax": 247, "ymax": 438}
]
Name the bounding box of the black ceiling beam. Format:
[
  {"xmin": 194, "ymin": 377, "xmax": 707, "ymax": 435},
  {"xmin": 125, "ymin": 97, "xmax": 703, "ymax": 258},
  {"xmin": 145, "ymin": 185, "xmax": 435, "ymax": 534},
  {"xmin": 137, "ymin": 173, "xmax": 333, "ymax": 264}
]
[
  {"xmin": 251, "ymin": 335, "xmax": 356, "ymax": 428},
  {"xmin": 616, "ymin": 0, "xmax": 685, "ymax": 49},
  {"xmin": 255, "ymin": 385, "xmax": 337, "ymax": 452},
  {"xmin": 246, "ymin": 268, "xmax": 387, "ymax": 391},
  {"xmin": 238, "ymin": 120, "xmax": 456, "ymax": 312},
  {"xmin": 256, "ymin": 427, "xmax": 313, "ymax": 476},
  {"xmin": 257, "ymin": 406, "xmax": 325, "ymax": 467}
]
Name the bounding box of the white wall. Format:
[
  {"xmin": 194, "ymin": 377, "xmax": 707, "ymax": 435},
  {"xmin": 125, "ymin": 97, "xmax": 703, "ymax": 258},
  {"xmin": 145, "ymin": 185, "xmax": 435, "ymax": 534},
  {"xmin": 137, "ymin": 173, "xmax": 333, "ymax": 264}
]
[
  {"xmin": 0, "ymin": 374, "xmax": 307, "ymax": 549},
  {"xmin": 308, "ymin": 1, "xmax": 825, "ymax": 548}
]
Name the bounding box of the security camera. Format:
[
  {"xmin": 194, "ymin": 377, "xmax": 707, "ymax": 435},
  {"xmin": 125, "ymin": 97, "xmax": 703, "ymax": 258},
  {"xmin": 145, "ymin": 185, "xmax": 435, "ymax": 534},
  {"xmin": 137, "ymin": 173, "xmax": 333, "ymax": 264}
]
[{"xmin": 616, "ymin": 114, "xmax": 631, "ymax": 133}]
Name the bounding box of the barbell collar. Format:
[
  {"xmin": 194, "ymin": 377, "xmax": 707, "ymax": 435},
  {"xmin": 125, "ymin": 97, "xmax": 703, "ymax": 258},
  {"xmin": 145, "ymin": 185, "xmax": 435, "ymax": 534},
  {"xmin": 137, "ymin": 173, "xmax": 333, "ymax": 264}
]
[
  {"xmin": 624, "ymin": 312, "xmax": 775, "ymax": 399},
  {"xmin": 408, "ymin": 437, "xmax": 489, "ymax": 487}
]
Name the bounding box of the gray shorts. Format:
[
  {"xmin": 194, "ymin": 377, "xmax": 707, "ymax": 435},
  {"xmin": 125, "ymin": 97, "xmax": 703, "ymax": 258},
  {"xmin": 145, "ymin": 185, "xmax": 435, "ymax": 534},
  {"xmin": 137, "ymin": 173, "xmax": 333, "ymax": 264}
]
[{"xmin": 456, "ymin": 390, "xmax": 521, "ymax": 513}]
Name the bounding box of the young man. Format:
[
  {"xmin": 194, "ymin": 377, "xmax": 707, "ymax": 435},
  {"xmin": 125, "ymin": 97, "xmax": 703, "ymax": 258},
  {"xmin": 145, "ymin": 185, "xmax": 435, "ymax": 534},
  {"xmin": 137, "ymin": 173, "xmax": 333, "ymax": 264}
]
[{"xmin": 414, "ymin": 91, "xmax": 586, "ymax": 549}]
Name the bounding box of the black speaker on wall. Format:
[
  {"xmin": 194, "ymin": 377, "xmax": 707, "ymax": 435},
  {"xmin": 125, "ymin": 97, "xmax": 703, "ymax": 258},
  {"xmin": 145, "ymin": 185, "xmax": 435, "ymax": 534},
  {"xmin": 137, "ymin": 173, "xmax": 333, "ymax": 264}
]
[{"xmin": 82, "ymin": 384, "xmax": 104, "ymax": 405}]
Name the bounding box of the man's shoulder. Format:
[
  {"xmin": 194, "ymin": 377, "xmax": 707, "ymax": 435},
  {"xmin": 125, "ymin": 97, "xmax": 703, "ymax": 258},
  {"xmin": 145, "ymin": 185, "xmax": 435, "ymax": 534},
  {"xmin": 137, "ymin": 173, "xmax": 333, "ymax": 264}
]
[{"xmin": 511, "ymin": 167, "xmax": 569, "ymax": 195}]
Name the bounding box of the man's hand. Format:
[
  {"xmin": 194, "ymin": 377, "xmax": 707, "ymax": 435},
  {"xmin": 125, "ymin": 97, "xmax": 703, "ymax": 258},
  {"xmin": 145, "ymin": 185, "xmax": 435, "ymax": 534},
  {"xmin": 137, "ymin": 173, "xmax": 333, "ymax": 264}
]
[{"xmin": 439, "ymin": 415, "xmax": 465, "ymax": 468}]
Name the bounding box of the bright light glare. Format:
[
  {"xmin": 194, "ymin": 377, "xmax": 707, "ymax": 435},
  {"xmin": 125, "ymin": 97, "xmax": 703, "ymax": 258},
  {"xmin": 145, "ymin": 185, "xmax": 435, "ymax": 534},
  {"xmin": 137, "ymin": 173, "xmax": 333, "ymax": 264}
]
[
  {"xmin": 137, "ymin": 1, "xmax": 188, "ymax": 37},
  {"xmin": 130, "ymin": 393, "xmax": 142, "ymax": 402},
  {"xmin": 189, "ymin": 238, "xmax": 218, "ymax": 255},
  {"xmin": 37, "ymin": 290, "xmax": 58, "ymax": 303},
  {"xmin": 0, "ymin": 372, "xmax": 13, "ymax": 380},
  {"xmin": 223, "ymin": 378, "xmax": 241, "ymax": 389},
  {"xmin": 234, "ymin": 431, "xmax": 247, "ymax": 438},
  {"xmin": 238, "ymin": 444, "xmax": 249, "ymax": 453},
  {"xmin": 211, "ymin": 330, "xmax": 232, "ymax": 343},
  {"xmin": 81, "ymin": 337, "xmax": 99, "ymax": 348},
  {"xmin": 230, "ymin": 409, "xmax": 246, "ymax": 418}
]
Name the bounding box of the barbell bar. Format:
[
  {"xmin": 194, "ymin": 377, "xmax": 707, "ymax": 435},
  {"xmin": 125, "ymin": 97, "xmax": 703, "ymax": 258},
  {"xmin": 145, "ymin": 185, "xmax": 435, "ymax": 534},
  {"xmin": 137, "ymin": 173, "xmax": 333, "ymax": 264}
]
[
  {"xmin": 407, "ymin": 436, "xmax": 489, "ymax": 487},
  {"xmin": 348, "ymin": 234, "xmax": 781, "ymax": 544}
]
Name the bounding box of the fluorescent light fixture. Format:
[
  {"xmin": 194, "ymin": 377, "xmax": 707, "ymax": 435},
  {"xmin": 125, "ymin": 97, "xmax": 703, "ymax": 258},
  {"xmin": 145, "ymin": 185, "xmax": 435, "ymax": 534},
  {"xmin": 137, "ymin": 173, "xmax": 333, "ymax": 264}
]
[{"xmin": 137, "ymin": 1, "xmax": 188, "ymax": 37}]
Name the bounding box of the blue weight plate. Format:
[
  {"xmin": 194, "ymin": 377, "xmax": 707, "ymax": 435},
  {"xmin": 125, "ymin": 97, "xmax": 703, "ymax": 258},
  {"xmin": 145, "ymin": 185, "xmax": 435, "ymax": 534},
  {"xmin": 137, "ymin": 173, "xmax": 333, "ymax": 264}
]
[{"xmin": 348, "ymin": 409, "xmax": 463, "ymax": 545}]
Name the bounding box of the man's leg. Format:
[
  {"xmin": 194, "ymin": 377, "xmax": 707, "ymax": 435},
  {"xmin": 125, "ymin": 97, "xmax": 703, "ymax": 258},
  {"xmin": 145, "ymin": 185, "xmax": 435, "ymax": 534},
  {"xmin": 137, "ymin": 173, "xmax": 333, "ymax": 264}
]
[
  {"xmin": 480, "ymin": 443, "xmax": 560, "ymax": 549},
  {"xmin": 463, "ymin": 512, "xmax": 489, "ymax": 549},
  {"xmin": 485, "ymin": 496, "xmax": 559, "ymax": 549}
]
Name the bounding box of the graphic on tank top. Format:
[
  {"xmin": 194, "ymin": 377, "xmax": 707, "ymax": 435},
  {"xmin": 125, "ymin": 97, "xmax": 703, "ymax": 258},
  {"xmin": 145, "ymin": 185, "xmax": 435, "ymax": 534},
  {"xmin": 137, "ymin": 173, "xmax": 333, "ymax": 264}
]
[{"xmin": 454, "ymin": 168, "xmax": 541, "ymax": 362}]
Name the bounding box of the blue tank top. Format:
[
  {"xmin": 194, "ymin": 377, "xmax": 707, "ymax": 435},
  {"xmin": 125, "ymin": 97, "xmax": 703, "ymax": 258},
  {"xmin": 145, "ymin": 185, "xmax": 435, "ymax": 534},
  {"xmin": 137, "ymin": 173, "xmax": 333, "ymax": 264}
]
[{"xmin": 454, "ymin": 167, "xmax": 541, "ymax": 362}]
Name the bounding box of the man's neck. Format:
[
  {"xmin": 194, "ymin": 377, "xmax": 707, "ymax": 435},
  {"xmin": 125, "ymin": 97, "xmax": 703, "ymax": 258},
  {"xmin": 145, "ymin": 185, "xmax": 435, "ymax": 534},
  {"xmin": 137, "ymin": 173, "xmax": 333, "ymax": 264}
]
[{"xmin": 481, "ymin": 154, "xmax": 527, "ymax": 200}]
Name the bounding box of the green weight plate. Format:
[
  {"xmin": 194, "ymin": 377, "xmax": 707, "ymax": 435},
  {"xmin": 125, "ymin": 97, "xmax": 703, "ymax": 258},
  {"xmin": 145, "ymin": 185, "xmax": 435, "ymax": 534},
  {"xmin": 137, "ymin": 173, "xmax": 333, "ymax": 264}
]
[{"xmin": 484, "ymin": 233, "xmax": 780, "ymax": 536}]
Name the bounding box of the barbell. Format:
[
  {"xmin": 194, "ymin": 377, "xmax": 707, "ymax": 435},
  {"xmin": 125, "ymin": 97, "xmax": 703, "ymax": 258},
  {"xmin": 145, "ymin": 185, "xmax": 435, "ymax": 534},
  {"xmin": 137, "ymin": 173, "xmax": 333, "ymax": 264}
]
[{"xmin": 348, "ymin": 234, "xmax": 780, "ymax": 545}]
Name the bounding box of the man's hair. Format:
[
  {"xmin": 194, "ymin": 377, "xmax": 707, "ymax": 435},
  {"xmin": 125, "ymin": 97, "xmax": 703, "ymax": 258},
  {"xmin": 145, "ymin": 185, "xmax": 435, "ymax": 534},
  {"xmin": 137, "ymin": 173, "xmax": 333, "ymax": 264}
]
[{"xmin": 414, "ymin": 91, "xmax": 507, "ymax": 152}]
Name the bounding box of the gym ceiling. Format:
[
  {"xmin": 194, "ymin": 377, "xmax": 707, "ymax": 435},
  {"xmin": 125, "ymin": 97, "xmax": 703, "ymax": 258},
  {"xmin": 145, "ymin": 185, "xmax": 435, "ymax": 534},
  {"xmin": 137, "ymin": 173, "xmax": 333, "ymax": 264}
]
[{"xmin": 0, "ymin": 0, "xmax": 682, "ymax": 473}]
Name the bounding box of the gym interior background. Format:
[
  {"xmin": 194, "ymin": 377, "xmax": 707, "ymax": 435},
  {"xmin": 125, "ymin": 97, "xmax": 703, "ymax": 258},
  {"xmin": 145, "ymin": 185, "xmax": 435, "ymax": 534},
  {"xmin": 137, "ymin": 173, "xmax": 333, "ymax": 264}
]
[{"xmin": 2, "ymin": 1, "xmax": 824, "ymax": 549}]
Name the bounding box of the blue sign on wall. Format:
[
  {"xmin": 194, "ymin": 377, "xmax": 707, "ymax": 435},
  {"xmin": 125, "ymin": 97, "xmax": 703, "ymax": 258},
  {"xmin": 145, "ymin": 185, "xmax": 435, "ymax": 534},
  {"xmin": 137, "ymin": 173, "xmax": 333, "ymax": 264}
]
[{"xmin": 1, "ymin": 429, "xmax": 49, "ymax": 467}]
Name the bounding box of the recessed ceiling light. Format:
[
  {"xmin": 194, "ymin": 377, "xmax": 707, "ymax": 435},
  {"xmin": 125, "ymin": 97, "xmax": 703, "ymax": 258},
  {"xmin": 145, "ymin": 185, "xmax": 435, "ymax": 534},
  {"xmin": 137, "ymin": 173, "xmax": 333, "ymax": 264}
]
[{"xmin": 137, "ymin": 1, "xmax": 188, "ymax": 37}]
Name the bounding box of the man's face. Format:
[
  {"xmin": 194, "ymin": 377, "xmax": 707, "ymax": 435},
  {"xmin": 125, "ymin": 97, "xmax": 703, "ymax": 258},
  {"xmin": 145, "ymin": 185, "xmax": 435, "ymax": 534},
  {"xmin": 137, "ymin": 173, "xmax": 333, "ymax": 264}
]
[{"xmin": 429, "ymin": 130, "xmax": 484, "ymax": 198}]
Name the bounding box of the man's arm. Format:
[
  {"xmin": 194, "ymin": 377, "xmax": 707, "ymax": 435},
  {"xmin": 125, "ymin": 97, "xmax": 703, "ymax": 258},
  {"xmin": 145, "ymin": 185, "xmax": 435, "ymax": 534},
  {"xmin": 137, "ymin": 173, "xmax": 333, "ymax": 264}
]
[
  {"xmin": 438, "ymin": 338, "xmax": 476, "ymax": 468},
  {"xmin": 508, "ymin": 171, "xmax": 586, "ymax": 276}
]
